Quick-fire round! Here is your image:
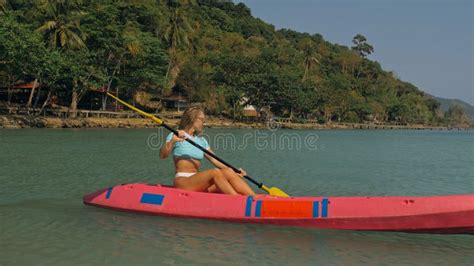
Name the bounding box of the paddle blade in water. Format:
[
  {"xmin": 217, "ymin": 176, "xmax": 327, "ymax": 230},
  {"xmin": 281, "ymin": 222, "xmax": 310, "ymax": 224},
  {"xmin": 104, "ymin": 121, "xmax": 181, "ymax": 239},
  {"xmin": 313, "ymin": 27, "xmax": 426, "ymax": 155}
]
[{"xmin": 261, "ymin": 185, "xmax": 290, "ymax": 197}]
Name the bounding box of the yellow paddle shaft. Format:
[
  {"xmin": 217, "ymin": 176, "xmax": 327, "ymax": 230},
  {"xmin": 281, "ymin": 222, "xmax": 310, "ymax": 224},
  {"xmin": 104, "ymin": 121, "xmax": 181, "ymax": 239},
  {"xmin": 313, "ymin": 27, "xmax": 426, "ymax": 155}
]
[{"xmin": 105, "ymin": 92, "xmax": 163, "ymax": 125}]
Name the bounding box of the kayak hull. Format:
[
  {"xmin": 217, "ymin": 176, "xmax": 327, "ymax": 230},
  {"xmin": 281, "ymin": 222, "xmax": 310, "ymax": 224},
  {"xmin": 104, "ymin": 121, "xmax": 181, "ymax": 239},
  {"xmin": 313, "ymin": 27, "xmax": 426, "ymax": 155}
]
[{"xmin": 83, "ymin": 183, "xmax": 474, "ymax": 234}]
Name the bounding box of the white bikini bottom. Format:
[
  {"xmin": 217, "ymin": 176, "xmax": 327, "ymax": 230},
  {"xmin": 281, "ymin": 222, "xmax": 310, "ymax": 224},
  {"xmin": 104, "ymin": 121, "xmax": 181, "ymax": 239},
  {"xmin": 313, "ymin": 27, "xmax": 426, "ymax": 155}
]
[{"xmin": 175, "ymin": 172, "xmax": 196, "ymax": 178}]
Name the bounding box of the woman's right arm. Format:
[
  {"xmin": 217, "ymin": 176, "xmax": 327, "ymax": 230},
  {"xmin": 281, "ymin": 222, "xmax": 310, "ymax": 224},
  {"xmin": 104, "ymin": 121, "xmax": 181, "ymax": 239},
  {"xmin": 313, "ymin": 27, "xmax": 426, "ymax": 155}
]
[
  {"xmin": 160, "ymin": 138, "xmax": 175, "ymax": 159},
  {"xmin": 160, "ymin": 131, "xmax": 186, "ymax": 159}
]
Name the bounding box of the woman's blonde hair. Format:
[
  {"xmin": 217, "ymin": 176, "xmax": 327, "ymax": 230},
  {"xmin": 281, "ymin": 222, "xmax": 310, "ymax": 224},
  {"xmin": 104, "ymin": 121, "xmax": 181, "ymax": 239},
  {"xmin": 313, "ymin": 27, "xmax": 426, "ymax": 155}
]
[{"xmin": 178, "ymin": 105, "xmax": 204, "ymax": 134}]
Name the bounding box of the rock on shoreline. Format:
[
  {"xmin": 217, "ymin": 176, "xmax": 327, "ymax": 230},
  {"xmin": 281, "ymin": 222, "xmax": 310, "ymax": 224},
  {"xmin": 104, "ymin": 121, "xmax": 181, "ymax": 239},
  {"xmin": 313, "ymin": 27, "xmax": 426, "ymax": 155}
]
[
  {"xmin": 0, "ymin": 115, "xmax": 260, "ymax": 129},
  {"xmin": 0, "ymin": 115, "xmax": 470, "ymax": 130},
  {"xmin": 0, "ymin": 115, "xmax": 166, "ymax": 129}
]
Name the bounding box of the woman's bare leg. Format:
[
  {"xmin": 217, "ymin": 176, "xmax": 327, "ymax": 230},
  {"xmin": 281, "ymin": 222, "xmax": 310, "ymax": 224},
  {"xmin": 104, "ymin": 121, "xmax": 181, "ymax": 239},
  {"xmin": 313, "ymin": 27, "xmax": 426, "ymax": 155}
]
[
  {"xmin": 207, "ymin": 184, "xmax": 221, "ymax": 193},
  {"xmin": 220, "ymin": 168, "xmax": 256, "ymax": 196},
  {"xmin": 174, "ymin": 169, "xmax": 238, "ymax": 195}
]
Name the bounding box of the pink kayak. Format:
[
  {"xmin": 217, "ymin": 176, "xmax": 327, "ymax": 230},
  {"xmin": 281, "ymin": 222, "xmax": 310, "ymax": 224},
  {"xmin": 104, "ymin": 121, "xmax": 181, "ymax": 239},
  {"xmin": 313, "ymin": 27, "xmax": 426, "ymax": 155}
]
[{"xmin": 83, "ymin": 183, "xmax": 474, "ymax": 234}]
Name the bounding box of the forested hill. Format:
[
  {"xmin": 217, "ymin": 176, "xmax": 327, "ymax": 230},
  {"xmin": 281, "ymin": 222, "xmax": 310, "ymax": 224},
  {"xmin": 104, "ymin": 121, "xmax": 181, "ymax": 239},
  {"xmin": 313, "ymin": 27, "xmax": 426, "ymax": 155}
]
[
  {"xmin": 0, "ymin": 0, "xmax": 470, "ymax": 126},
  {"xmin": 432, "ymin": 97, "xmax": 474, "ymax": 122}
]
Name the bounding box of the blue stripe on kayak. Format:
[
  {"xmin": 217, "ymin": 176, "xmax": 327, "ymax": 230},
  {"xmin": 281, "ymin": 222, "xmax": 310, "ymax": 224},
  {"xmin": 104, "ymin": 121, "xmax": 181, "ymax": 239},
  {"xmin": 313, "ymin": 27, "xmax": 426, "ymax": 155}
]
[
  {"xmin": 322, "ymin": 198, "xmax": 328, "ymax": 218},
  {"xmin": 255, "ymin": 200, "xmax": 262, "ymax": 217},
  {"xmin": 313, "ymin": 201, "xmax": 319, "ymax": 218},
  {"xmin": 245, "ymin": 196, "xmax": 253, "ymax": 217},
  {"xmin": 105, "ymin": 187, "xmax": 113, "ymax": 199},
  {"xmin": 140, "ymin": 193, "xmax": 164, "ymax": 205}
]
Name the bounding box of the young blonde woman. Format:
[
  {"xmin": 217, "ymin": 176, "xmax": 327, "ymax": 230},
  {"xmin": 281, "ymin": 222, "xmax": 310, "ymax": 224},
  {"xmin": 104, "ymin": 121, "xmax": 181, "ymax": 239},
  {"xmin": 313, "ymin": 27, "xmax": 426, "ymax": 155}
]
[{"xmin": 160, "ymin": 106, "xmax": 255, "ymax": 196}]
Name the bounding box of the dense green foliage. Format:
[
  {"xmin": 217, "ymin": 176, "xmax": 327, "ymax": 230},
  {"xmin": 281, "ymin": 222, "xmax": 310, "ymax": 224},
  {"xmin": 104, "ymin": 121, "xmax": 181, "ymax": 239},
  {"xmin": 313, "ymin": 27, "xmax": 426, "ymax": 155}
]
[{"xmin": 0, "ymin": 0, "xmax": 468, "ymax": 125}]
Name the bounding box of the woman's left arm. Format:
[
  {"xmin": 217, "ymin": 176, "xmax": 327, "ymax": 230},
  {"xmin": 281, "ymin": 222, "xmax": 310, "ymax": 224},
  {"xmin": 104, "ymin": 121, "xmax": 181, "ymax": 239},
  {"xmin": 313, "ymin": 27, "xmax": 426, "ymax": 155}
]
[
  {"xmin": 204, "ymin": 149, "xmax": 228, "ymax": 169},
  {"xmin": 205, "ymin": 149, "xmax": 247, "ymax": 176}
]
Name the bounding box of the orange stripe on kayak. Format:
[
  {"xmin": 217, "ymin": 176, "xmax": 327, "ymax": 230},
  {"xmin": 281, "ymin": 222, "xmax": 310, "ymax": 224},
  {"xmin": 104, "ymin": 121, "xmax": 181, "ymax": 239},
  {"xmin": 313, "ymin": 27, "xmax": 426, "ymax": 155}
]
[{"xmin": 260, "ymin": 201, "xmax": 314, "ymax": 218}]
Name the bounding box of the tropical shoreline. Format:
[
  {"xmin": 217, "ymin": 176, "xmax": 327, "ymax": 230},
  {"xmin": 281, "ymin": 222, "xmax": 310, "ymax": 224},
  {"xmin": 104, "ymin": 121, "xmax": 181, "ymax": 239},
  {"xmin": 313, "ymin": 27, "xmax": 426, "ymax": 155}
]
[{"xmin": 1, "ymin": 114, "xmax": 471, "ymax": 130}]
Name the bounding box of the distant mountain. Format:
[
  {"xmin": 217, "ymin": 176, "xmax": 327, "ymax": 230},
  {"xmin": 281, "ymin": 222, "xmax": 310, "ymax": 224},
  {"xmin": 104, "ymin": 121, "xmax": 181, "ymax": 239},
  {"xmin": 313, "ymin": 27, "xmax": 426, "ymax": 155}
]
[{"xmin": 430, "ymin": 96, "xmax": 474, "ymax": 122}]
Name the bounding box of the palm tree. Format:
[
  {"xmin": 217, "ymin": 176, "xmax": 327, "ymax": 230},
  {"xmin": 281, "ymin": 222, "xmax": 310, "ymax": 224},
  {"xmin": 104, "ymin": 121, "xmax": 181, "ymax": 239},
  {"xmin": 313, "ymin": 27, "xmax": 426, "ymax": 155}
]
[
  {"xmin": 162, "ymin": 1, "xmax": 193, "ymax": 86},
  {"xmin": 351, "ymin": 34, "xmax": 374, "ymax": 58},
  {"xmin": 0, "ymin": 0, "xmax": 9, "ymax": 12},
  {"xmin": 300, "ymin": 38, "xmax": 321, "ymax": 82},
  {"xmin": 34, "ymin": 0, "xmax": 88, "ymax": 117},
  {"xmin": 36, "ymin": 0, "xmax": 87, "ymax": 49},
  {"xmin": 99, "ymin": 22, "xmax": 144, "ymax": 111}
]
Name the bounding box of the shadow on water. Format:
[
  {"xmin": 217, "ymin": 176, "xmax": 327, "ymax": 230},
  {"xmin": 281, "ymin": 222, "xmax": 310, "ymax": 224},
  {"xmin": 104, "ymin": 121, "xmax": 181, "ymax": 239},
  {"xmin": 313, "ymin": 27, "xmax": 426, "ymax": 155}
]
[
  {"xmin": 1, "ymin": 193, "xmax": 473, "ymax": 265},
  {"xmin": 3, "ymin": 197, "xmax": 471, "ymax": 265},
  {"xmin": 81, "ymin": 207, "xmax": 474, "ymax": 265}
]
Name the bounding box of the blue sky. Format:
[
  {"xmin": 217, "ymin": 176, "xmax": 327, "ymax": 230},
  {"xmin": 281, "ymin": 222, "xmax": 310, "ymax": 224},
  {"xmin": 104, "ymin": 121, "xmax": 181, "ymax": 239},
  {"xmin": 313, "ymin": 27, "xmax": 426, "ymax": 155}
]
[{"xmin": 237, "ymin": 0, "xmax": 473, "ymax": 105}]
